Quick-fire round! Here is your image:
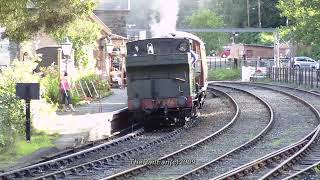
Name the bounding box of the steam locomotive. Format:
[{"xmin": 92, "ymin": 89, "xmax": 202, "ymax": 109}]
[{"xmin": 126, "ymin": 32, "xmax": 208, "ymax": 130}]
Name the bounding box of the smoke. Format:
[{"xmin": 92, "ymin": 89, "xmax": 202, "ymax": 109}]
[{"xmin": 150, "ymin": 0, "xmax": 180, "ymax": 37}]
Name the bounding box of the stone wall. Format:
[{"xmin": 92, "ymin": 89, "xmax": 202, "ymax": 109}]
[{"xmin": 94, "ymin": 10, "xmax": 129, "ymax": 37}]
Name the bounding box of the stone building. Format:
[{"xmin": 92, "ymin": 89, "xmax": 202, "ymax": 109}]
[{"xmin": 94, "ymin": 0, "xmax": 130, "ymax": 37}]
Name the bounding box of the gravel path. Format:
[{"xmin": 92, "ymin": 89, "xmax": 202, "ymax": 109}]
[
  {"xmin": 74, "ymin": 90, "xmax": 238, "ymax": 179},
  {"xmin": 212, "ymin": 83, "xmax": 319, "ymax": 180},
  {"xmin": 108, "ymin": 87, "xmax": 271, "ymax": 180}
]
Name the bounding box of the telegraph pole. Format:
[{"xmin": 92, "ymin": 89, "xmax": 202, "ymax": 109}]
[
  {"xmin": 258, "ymin": 0, "xmax": 261, "ymax": 28},
  {"xmin": 247, "ymin": 0, "xmax": 250, "ymax": 27}
]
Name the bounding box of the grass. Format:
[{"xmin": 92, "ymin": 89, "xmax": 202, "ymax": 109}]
[
  {"xmin": 0, "ymin": 132, "xmax": 59, "ymax": 169},
  {"xmin": 208, "ymin": 68, "xmax": 241, "ymax": 81}
]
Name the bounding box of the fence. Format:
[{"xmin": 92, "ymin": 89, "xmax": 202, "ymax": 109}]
[
  {"xmin": 71, "ymin": 79, "xmax": 101, "ymax": 99},
  {"xmin": 206, "ymin": 57, "xmax": 262, "ymax": 70},
  {"xmin": 268, "ymin": 67, "xmax": 320, "ymax": 89}
]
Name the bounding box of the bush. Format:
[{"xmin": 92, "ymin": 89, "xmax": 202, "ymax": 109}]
[
  {"xmin": 75, "ymin": 73, "xmax": 111, "ymax": 99},
  {"xmin": 0, "ymin": 60, "xmax": 40, "ymax": 147},
  {"xmin": 39, "ymin": 65, "xmax": 112, "ymax": 107},
  {"xmin": 40, "ymin": 66, "xmax": 60, "ymax": 105}
]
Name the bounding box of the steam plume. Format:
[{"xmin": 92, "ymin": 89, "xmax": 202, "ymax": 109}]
[{"xmin": 150, "ymin": 0, "xmax": 180, "ymax": 37}]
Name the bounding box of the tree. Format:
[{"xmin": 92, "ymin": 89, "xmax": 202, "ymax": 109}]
[
  {"xmin": 177, "ymin": 0, "xmax": 201, "ymax": 28},
  {"xmin": 202, "ymin": 0, "xmax": 248, "ymax": 27},
  {"xmin": 277, "ymin": 0, "xmax": 320, "ymax": 59},
  {"xmin": 203, "ymin": 0, "xmax": 285, "ymax": 28},
  {"xmin": 278, "ymin": 0, "xmax": 320, "ymax": 44},
  {"xmin": 0, "ymin": 0, "xmax": 95, "ymax": 42},
  {"xmin": 188, "ymin": 9, "xmax": 229, "ymax": 53},
  {"xmin": 50, "ymin": 18, "xmax": 100, "ymax": 68},
  {"xmin": 237, "ymin": 32, "xmax": 274, "ymax": 45},
  {"xmin": 250, "ymin": 0, "xmax": 286, "ymax": 28}
]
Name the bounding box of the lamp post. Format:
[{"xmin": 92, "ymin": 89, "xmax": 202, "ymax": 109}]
[
  {"xmin": 61, "ymin": 37, "xmax": 73, "ymax": 74},
  {"xmin": 119, "ymin": 41, "xmax": 127, "ymax": 89},
  {"xmin": 105, "ymin": 37, "xmax": 114, "ymax": 83}
]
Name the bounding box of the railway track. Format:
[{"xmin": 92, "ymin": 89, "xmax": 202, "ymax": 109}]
[
  {"xmin": 33, "ymin": 88, "xmax": 237, "ymax": 179},
  {"xmin": 0, "ymin": 125, "xmax": 189, "ymax": 179},
  {"xmin": 204, "ymin": 82, "xmax": 320, "ymax": 180},
  {"xmin": 245, "ymin": 83, "xmax": 320, "ymax": 180},
  {"xmin": 102, "ymin": 86, "xmax": 272, "ymax": 179},
  {"xmin": 5, "ymin": 89, "xmax": 234, "ymax": 180},
  {"xmin": 5, "ymin": 83, "xmax": 318, "ymax": 179}
]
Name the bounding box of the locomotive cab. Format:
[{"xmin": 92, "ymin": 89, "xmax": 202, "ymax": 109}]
[{"xmin": 126, "ymin": 32, "xmax": 207, "ymax": 129}]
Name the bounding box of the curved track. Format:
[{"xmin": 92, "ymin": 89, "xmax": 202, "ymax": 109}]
[
  {"xmin": 103, "ymin": 86, "xmax": 272, "ymax": 180},
  {"xmin": 4, "ymin": 82, "xmax": 319, "ymax": 180},
  {"xmin": 207, "ymin": 82, "xmax": 320, "ymax": 180}
]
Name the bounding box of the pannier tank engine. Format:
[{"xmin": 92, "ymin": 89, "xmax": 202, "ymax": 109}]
[{"xmin": 126, "ymin": 32, "xmax": 208, "ymax": 129}]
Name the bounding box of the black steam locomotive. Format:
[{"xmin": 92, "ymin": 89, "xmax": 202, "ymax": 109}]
[{"xmin": 126, "ymin": 32, "xmax": 208, "ymax": 130}]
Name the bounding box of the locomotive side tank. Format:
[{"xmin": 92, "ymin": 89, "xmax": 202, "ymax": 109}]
[{"xmin": 126, "ymin": 32, "xmax": 207, "ymax": 129}]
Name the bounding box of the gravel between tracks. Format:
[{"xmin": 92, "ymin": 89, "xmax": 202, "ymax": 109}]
[
  {"xmin": 213, "ymin": 83, "xmax": 319, "ymax": 180},
  {"xmin": 244, "ymin": 83, "xmax": 320, "ymax": 180},
  {"xmin": 303, "ymin": 169, "xmax": 320, "ymax": 180},
  {"xmin": 110, "ymin": 87, "xmax": 271, "ymax": 180},
  {"xmin": 74, "ymin": 90, "xmax": 237, "ymax": 179}
]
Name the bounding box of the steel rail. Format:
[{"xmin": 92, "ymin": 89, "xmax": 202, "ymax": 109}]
[
  {"xmin": 101, "ymin": 88, "xmax": 241, "ymax": 179},
  {"xmin": 212, "ymin": 131, "xmax": 315, "ymax": 180},
  {"xmin": 260, "ymin": 126, "xmax": 320, "ymax": 180},
  {"xmin": 241, "ymin": 83, "xmax": 320, "ymax": 180},
  {"xmin": 33, "ymin": 121, "xmax": 194, "ymax": 179},
  {"xmin": 215, "ymin": 82, "xmax": 320, "ymax": 180},
  {"xmin": 38, "ymin": 123, "xmax": 141, "ymax": 162},
  {"xmin": 174, "ymin": 84, "xmax": 274, "ymax": 180},
  {"xmin": 0, "ymin": 128, "xmax": 144, "ymax": 179},
  {"xmin": 283, "ymin": 161, "xmax": 320, "ymax": 179}
]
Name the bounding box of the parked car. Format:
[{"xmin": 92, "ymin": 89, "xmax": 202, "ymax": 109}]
[
  {"xmin": 315, "ymin": 61, "xmax": 320, "ymax": 70},
  {"xmin": 292, "ymin": 56, "xmax": 318, "ymax": 69},
  {"xmin": 218, "ymin": 48, "xmax": 230, "ymax": 58}
]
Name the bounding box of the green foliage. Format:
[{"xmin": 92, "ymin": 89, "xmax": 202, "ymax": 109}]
[
  {"xmin": 177, "ymin": 0, "xmax": 201, "ymax": 28},
  {"xmin": 310, "ymin": 45, "xmax": 320, "ymax": 60},
  {"xmin": 208, "ymin": 68, "xmax": 241, "ymax": 81},
  {"xmin": 40, "ymin": 66, "xmax": 112, "ymax": 107},
  {"xmin": 203, "ymin": 0, "xmax": 285, "ymax": 28},
  {"xmin": 278, "ymin": 0, "xmax": 320, "ymax": 58},
  {"xmin": 40, "ymin": 66, "xmax": 60, "ymax": 105},
  {"xmin": 278, "ymin": 0, "xmax": 320, "ymax": 44},
  {"xmin": 76, "ymin": 73, "xmax": 111, "ymax": 99},
  {"xmin": 0, "ymin": 132, "xmax": 58, "ymax": 168},
  {"xmin": 0, "ymin": 60, "xmax": 40, "ymax": 147},
  {"xmin": 238, "ymin": 32, "xmax": 274, "ymax": 45},
  {"xmin": 0, "ymin": 0, "xmax": 96, "ymax": 42},
  {"xmin": 203, "ymin": 0, "xmax": 247, "ymax": 27},
  {"xmin": 13, "ymin": 132, "xmax": 57, "ymax": 156},
  {"xmin": 50, "ymin": 18, "xmax": 100, "ymax": 69},
  {"xmin": 187, "ymin": 9, "xmax": 229, "ymax": 52}
]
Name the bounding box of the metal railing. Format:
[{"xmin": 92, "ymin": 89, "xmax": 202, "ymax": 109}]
[
  {"xmin": 268, "ymin": 67, "xmax": 320, "ymax": 89},
  {"xmin": 72, "ymin": 80, "xmax": 101, "ymax": 99},
  {"xmin": 207, "ymin": 57, "xmax": 262, "ymax": 70}
]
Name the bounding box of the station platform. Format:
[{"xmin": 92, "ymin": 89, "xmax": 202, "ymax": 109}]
[
  {"xmin": 1, "ymin": 89, "xmax": 128, "ymax": 171},
  {"xmin": 33, "ymin": 88, "xmax": 128, "ymax": 150}
]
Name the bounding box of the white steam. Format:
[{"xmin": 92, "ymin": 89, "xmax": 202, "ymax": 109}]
[{"xmin": 150, "ymin": 0, "xmax": 180, "ymax": 38}]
